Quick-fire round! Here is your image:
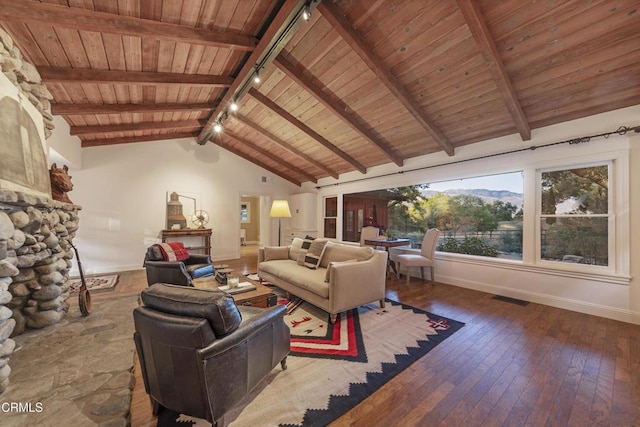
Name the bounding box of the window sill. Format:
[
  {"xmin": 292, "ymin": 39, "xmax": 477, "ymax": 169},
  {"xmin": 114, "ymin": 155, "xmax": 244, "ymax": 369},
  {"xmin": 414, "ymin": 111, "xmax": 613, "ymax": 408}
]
[{"xmin": 435, "ymin": 252, "xmax": 630, "ymax": 286}]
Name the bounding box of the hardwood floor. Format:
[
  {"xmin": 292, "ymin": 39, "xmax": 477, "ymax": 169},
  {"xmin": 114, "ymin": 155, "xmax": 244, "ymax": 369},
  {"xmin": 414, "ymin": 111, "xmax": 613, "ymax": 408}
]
[{"xmin": 119, "ymin": 247, "xmax": 640, "ymax": 426}]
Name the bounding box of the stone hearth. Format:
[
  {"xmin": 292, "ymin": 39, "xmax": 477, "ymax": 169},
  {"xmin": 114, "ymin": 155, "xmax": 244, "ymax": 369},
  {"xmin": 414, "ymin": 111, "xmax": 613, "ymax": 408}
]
[
  {"xmin": 2, "ymin": 294, "xmax": 136, "ymax": 426},
  {"xmin": 0, "ymin": 189, "xmax": 81, "ymax": 394}
]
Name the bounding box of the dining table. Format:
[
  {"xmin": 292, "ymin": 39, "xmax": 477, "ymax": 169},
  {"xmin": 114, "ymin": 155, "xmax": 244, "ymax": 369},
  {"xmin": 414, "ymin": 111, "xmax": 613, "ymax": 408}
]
[{"xmin": 364, "ymin": 238, "xmax": 411, "ymax": 277}]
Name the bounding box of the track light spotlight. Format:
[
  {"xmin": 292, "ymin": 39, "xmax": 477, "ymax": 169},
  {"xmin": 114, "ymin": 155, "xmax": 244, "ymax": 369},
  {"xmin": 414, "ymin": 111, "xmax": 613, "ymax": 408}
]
[
  {"xmin": 302, "ymin": 5, "xmax": 311, "ymax": 21},
  {"xmin": 230, "ymin": 102, "xmax": 238, "ymax": 112},
  {"xmin": 253, "ymin": 71, "xmax": 260, "ymax": 84},
  {"xmin": 213, "ymin": 122, "xmax": 223, "ymax": 133}
]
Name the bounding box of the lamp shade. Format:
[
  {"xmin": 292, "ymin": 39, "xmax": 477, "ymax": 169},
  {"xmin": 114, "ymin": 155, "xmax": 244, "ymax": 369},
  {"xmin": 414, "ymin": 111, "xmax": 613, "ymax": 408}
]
[{"xmin": 270, "ymin": 200, "xmax": 291, "ymax": 218}]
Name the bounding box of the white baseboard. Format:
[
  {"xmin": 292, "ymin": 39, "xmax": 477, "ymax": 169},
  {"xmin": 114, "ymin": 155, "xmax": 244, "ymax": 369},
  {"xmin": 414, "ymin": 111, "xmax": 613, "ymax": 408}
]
[
  {"xmin": 70, "ymin": 264, "xmax": 144, "ymax": 276},
  {"xmin": 437, "ymin": 273, "xmax": 640, "ymax": 325}
]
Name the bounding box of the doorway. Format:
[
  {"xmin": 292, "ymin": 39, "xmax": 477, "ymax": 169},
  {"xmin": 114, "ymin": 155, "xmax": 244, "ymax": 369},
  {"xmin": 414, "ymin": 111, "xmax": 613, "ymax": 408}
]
[{"xmin": 240, "ymin": 194, "xmax": 269, "ymax": 257}]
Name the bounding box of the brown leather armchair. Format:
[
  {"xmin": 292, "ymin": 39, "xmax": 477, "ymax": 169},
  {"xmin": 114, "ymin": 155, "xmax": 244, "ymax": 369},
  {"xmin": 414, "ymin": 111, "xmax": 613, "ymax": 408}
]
[
  {"xmin": 133, "ymin": 283, "xmax": 290, "ymax": 425},
  {"xmin": 144, "ymin": 244, "xmax": 214, "ymax": 286}
]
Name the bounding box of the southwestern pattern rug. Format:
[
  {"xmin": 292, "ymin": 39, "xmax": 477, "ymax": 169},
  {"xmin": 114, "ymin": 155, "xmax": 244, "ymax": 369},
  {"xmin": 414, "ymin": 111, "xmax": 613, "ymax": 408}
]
[
  {"xmin": 68, "ymin": 274, "xmax": 119, "ymax": 293},
  {"xmin": 159, "ymin": 298, "xmax": 464, "ymax": 426}
]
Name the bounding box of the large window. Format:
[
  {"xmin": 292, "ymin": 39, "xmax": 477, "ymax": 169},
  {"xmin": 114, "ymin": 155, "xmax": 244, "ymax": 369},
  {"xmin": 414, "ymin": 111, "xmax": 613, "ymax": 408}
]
[
  {"xmin": 539, "ymin": 164, "xmax": 610, "ymax": 266},
  {"xmin": 329, "ymin": 146, "xmax": 629, "ymax": 281},
  {"xmin": 342, "ymin": 172, "xmax": 524, "ymax": 260}
]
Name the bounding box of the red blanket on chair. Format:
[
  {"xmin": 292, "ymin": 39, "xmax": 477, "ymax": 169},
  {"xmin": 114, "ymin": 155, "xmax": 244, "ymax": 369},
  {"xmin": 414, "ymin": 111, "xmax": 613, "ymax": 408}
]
[{"xmin": 156, "ymin": 242, "xmax": 190, "ymax": 262}]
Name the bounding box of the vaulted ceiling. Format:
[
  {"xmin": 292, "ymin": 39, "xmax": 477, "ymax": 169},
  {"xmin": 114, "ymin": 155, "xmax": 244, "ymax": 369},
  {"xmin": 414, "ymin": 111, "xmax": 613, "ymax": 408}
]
[{"xmin": 2, "ymin": 0, "xmax": 639, "ymax": 186}]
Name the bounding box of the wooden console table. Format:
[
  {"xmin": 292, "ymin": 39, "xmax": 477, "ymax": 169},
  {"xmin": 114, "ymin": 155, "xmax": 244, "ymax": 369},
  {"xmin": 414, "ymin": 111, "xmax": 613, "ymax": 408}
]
[{"xmin": 161, "ymin": 228, "xmax": 212, "ymax": 256}]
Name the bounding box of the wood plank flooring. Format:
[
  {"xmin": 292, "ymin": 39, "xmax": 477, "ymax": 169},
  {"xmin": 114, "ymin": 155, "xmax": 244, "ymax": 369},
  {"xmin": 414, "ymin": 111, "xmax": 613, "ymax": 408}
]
[{"xmin": 116, "ymin": 246, "xmax": 640, "ymax": 426}]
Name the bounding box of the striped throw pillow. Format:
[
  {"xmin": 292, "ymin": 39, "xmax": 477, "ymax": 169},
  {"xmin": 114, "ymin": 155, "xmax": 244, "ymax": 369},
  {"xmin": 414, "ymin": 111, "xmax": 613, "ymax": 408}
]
[{"xmin": 303, "ymin": 239, "xmax": 328, "ymax": 269}]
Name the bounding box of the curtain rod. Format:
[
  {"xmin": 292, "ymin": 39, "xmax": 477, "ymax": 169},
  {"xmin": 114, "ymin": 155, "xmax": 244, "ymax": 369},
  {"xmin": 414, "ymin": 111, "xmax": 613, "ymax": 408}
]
[{"xmin": 314, "ymin": 125, "xmax": 640, "ymax": 190}]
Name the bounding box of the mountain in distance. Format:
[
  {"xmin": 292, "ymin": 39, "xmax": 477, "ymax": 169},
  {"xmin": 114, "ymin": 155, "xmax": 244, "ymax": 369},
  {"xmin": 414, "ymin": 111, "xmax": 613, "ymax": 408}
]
[{"xmin": 421, "ymin": 188, "xmax": 524, "ymax": 208}]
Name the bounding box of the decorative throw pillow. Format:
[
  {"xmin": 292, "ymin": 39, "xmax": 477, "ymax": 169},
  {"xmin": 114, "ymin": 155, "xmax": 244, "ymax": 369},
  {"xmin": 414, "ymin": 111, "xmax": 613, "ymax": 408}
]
[
  {"xmin": 301, "ymin": 236, "xmax": 315, "ymax": 250},
  {"xmin": 264, "ymin": 246, "xmax": 290, "ymax": 261},
  {"xmin": 297, "ymin": 253, "xmax": 306, "ymax": 266},
  {"xmin": 289, "ymin": 237, "xmax": 307, "ymax": 261},
  {"xmin": 324, "ymin": 259, "xmax": 358, "ymax": 282},
  {"xmin": 303, "ymin": 239, "xmax": 328, "ymax": 269}
]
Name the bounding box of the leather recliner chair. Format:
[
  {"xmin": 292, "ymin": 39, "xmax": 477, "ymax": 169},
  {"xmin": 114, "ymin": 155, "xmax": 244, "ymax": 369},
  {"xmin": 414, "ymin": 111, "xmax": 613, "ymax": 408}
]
[
  {"xmin": 144, "ymin": 244, "xmax": 214, "ymax": 286},
  {"xmin": 133, "ymin": 283, "xmax": 290, "ymax": 426}
]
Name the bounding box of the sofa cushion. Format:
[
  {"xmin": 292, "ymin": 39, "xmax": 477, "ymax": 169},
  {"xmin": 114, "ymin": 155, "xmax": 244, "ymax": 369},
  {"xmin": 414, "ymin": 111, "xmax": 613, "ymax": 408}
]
[
  {"xmin": 304, "ymin": 239, "xmax": 328, "ymax": 269},
  {"xmin": 259, "ymin": 260, "xmax": 329, "ymax": 298},
  {"xmin": 319, "ymin": 242, "xmax": 375, "ymax": 268},
  {"xmin": 141, "ymin": 283, "xmax": 242, "ymax": 337},
  {"xmin": 264, "ymin": 246, "xmax": 290, "ymax": 261}
]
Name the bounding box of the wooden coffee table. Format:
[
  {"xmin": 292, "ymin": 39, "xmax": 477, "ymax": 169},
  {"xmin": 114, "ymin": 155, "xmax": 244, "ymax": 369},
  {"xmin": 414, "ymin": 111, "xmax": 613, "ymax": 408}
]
[{"xmin": 192, "ymin": 277, "xmax": 277, "ymax": 308}]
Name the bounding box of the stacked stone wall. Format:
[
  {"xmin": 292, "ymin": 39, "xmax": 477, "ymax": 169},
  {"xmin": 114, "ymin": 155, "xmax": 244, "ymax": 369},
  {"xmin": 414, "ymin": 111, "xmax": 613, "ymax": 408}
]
[{"xmin": 0, "ymin": 189, "xmax": 80, "ymax": 393}]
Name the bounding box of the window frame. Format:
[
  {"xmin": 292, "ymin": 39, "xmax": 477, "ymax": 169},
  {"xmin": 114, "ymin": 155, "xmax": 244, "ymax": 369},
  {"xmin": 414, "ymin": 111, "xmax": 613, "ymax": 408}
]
[
  {"xmin": 531, "ymin": 150, "xmax": 629, "ymax": 279},
  {"xmin": 536, "ymin": 161, "xmax": 613, "ymax": 270},
  {"xmin": 320, "ymin": 146, "xmax": 630, "ymax": 284}
]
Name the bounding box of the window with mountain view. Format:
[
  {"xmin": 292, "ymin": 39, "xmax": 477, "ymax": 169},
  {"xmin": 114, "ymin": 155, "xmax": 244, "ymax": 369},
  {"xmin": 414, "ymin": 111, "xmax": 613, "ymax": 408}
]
[
  {"xmin": 343, "ymin": 172, "xmax": 524, "ymax": 260},
  {"xmin": 539, "ymin": 164, "xmax": 609, "ymax": 266}
]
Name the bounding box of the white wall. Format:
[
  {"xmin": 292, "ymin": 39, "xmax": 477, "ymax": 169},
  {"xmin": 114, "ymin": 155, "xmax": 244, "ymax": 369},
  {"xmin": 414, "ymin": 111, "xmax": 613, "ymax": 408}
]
[
  {"xmin": 50, "ymin": 135, "xmax": 298, "ymax": 274},
  {"xmin": 307, "ymin": 106, "xmax": 640, "ymax": 325},
  {"xmin": 47, "ymin": 116, "xmax": 82, "ymax": 169}
]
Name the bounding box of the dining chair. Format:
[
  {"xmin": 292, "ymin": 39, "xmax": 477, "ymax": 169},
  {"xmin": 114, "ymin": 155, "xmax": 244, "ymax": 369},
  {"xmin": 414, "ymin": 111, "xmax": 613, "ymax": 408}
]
[
  {"xmin": 396, "ymin": 228, "xmax": 440, "ymax": 284},
  {"xmin": 360, "ymin": 226, "xmax": 380, "ymax": 247}
]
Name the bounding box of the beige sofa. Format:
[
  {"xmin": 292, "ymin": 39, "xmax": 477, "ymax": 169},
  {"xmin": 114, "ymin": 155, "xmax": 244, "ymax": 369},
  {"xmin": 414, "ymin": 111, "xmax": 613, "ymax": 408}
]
[{"xmin": 258, "ymin": 238, "xmax": 388, "ymax": 323}]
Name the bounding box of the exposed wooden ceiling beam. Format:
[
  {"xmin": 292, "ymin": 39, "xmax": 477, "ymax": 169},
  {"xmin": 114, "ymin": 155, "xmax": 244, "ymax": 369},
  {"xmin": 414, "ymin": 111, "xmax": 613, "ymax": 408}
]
[
  {"xmin": 457, "ymin": 0, "xmax": 531, "ymax": 141},
  {"xmin": 274, "ymin": 55, "xmax": 405, "ymax": 167},
  {"xmin": 225, "ymin": 131, "xmax": 317, "ymax": 183},
  {"xmin": 211, "ymin": 137, "xmax": 301, "ymax": 186},
  {"xmin": 318, "ymin": 1, "xmax": 455, "ymax": 157},
  {"xmin": 232, "ymin": 115, "xmax": 339, "ymax": 179},
  {"xmin": 248, "ymin": 88, "xmax": 367, "ymax": 174},
  {"xmin": 39, "ymin": 67, "xmax": 233, "ymax": 87},
  {"xmin": 81, "ymin": 132, "xmax": 198, "ymax": 148},
  {"xmin": 0, "ymin": 1, "xmax": 257, "ymax": 51},
  {"xmin": 70, "ymin": 120, "xmax": 205, "ymax": 136},
  {"xmin": 198, "ymin": 0, "xmax": 303, "ymax": 142},
  {"xmin": 51, "ymin": 103, "xmax": 211, "ymax": 115}
]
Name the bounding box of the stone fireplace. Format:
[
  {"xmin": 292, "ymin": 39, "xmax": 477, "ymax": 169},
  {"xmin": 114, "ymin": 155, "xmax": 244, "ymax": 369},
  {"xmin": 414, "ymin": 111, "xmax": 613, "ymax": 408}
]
[
  {"xmin": 0, "ymin": 27, "xmax": 78, "ymax": 394},
  {"xmin": 0, "ymin": 191, "xmax": 80, "ymax": 331}
]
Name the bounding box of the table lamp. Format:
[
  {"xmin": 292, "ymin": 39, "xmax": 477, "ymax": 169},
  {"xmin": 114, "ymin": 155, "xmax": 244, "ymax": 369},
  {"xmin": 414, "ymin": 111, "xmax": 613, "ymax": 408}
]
[{"xmin": 270, "ymin": 200, "xmax": 291, "ymax": 246}]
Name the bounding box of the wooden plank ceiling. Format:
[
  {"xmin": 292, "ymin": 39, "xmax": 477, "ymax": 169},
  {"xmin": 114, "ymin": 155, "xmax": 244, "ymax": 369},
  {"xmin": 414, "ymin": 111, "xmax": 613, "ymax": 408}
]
[{"xmin": 2, "ymin": 0, "xmax": 639, "ymax": 186}]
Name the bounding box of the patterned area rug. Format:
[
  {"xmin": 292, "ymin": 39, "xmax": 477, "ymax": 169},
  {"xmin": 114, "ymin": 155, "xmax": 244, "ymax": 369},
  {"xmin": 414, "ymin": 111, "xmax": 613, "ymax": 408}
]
[
  {"xmin": 284, "ymin": 297, "xmax": 366, "ymax": 362},
  {"xmin": 68, "ymin": 274, "xmax": 118, "ymax": 293},
  {"xmin": 158, "ymin": 298, "xmax": 464, "ymax": 426}
]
